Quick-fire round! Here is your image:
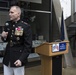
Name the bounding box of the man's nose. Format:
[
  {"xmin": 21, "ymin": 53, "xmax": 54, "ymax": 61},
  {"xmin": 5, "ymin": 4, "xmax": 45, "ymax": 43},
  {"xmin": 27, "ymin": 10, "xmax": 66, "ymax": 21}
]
[{"xmin": 9, "ymin": 13, "xmax": 11, "ymax": 16}]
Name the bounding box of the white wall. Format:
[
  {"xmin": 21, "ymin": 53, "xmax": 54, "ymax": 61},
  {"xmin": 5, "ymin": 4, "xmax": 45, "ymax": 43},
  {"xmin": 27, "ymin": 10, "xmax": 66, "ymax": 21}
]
[
  {"xmin": 60, "ymin": 0, "xmax": 71, "ymax": 19},
  {"xmin": 75, "ymin": 0, "xmax": 76, "ymax": 12}
]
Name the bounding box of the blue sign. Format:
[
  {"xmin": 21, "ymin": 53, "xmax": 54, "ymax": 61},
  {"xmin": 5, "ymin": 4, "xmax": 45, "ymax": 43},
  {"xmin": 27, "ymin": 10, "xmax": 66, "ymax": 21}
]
[
  {"xmin": 52, "ymin": 42, "xmax": 66, "ymax": 52},
  {"xmin": 59, "ymin": 42, "xmax": 66, "ymax": 51}
]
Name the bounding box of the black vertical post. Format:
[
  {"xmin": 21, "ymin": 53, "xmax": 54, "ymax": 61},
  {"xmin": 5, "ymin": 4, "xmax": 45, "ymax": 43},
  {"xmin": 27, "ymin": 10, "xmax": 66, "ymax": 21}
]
[
  {"xmin": 49, "ymin": 0, "xmax": 62, "ymax": 75},
  {"xmin": 49, "ymin": 0, "xmax": 53, "ymax": 42},
  {"xmin": 52, "ymin": 55, "xmax": 62, "ymax": 75}
]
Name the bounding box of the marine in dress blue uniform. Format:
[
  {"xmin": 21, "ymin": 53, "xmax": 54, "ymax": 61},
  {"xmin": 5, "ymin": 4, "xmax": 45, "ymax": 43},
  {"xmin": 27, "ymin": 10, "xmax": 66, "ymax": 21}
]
[
  {"xmin": 1, "ymin": 6, "xmax": 32, "ymax": 75},
  {"xmin": 2, "ymin": 20, "xmax": 32, "ymax": 67}
]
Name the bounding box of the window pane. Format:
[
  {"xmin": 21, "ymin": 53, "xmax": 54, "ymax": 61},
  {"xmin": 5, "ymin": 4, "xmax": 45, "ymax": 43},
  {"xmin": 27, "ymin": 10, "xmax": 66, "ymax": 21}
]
[{"xmin": 30, "ymin": 0, "xmax": 51, "ymax": 11}]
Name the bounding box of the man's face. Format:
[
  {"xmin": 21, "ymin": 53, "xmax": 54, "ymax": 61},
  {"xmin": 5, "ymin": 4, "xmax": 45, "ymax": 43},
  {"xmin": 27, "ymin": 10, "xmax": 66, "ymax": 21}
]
[{"xmin": 9, "ymin": 7, "xmax": 20, "ymax": 21}]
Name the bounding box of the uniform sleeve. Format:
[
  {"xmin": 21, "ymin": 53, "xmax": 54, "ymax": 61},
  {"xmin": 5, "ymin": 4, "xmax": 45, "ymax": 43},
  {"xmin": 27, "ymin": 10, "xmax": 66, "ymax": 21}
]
[
  {"xmin": 1, "ymin": 22, "xmax": 9, "ymax": 42},
  {"xmin": 19, "ymin": 25, "xmax": 32, "ymax": 63}
]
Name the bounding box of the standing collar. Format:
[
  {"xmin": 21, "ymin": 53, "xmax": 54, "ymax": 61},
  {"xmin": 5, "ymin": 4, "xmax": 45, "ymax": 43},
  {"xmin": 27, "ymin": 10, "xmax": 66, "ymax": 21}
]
[
  {"xmin": 15, "ymin": 19, "xmax": 21, "ymax": 23},
  {"xmin": 11, "ymin": 19, "xmax": 21, "ymax": 24}
]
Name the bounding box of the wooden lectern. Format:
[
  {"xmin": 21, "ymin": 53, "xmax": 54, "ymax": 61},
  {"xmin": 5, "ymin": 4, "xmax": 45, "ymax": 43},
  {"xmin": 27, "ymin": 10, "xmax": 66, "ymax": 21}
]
[{"xmin": 35, "ymin": 40, "xmax": 69, "ymax": 75}]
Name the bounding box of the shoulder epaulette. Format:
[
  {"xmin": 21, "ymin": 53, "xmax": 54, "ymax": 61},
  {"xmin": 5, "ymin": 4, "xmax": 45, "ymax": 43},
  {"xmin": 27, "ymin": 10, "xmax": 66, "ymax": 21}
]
[{"xmin": 21, "ymin": 21, "xmax": 28, "ymax": 25}]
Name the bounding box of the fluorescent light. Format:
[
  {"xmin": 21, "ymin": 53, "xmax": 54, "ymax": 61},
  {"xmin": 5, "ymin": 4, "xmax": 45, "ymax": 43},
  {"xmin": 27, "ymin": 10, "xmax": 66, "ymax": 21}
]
[{"xmin": 20, "ymin": 0, "xmax": 42, "ymax": 4}]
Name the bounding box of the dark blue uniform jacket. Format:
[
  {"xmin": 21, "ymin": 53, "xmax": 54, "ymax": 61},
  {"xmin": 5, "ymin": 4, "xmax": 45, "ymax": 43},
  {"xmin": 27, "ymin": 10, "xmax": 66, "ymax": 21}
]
[{"xmin": 2, "ymin": 20, "xmax": 32, "ymax": 67}]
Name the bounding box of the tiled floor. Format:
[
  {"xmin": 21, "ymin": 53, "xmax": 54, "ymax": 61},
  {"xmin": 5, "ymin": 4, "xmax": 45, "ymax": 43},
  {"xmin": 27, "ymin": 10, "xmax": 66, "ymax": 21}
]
[
  {"xmin": 0, "ymin": 64, "xmax": 76, "ymax": 75},
  {"xmin": 26, "ymin": 66, "xmax": 76, "ymax": 75},
  {"xmin": 26, "ymin": 65, "xmax": 41, "ymax": 75}
]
